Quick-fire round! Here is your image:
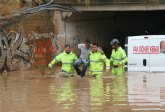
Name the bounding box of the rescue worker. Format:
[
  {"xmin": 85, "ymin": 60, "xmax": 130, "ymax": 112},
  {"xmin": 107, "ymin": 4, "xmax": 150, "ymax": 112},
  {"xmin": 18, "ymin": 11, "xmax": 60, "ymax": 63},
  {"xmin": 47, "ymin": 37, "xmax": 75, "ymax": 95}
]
[
  {"xmin": 110, "ymin": 38, "xmax": 128, "ymax": 76},
  {"xmin": 48, "ymin": 44, "xmax": 78, "ymax": 77},
  {"xmin": 73, "ymin": 39, "xmax": 91, "ymax": 77},
  {"xmin": 89, "ymin": 43, "xmax": 110, "ymax": 78}
]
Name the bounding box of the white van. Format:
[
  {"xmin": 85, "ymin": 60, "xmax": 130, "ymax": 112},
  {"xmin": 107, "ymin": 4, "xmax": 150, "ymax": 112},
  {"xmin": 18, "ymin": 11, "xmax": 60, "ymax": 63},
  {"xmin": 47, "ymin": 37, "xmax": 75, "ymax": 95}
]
[{"xmin": 126, "ymin": 35, "xmax": 165, "ymax": 72}]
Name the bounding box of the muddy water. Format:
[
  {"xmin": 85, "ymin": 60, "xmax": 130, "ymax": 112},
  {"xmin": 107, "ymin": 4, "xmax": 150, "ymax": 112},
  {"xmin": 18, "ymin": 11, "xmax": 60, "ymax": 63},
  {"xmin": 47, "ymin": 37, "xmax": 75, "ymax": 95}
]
[{"xmin": 0, "ymin": 70, "xmax": 165, "ymax": 112}]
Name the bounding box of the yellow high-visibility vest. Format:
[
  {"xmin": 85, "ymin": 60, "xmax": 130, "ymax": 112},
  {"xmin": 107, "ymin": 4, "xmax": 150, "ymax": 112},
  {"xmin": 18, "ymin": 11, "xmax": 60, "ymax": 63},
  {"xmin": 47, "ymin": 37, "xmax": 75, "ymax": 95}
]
[
  {"xmin": 49, "ymin": 51, "xmax": 78, "ymax": 76},
  {"xmin": 89, "ymin": 51, "xmax": 110, "ymax": 77}
]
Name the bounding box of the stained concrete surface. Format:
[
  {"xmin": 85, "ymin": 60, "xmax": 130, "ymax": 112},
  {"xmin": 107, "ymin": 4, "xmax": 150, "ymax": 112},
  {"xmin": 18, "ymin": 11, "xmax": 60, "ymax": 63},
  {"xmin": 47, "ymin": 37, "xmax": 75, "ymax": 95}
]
[{"xmin": 0, "ymin": 69, "xmax": 165, "ymax": 112}]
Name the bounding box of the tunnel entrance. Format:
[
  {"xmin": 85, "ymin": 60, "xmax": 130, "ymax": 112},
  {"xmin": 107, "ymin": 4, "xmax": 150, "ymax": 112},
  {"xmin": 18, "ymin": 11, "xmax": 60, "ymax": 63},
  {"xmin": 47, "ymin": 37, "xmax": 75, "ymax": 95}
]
[{"xmin": 65, "ymin": 11, "xmax": 165, "ymax": 58}]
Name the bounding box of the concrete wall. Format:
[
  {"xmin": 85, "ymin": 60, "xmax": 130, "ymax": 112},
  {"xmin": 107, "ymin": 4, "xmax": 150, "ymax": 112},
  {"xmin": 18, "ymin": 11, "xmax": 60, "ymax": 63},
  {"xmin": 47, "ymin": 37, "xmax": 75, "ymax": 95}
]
[
  {"xmin": 0, "ymin": 10, "xmax": 66, "ymax": 72},
  {"xmin": 5, "ymin": 10, "xmax": 55, "ymax": 36},
  {"xmin": 66, "ymin": 19, "xmax": 111, "ymax": 45}
]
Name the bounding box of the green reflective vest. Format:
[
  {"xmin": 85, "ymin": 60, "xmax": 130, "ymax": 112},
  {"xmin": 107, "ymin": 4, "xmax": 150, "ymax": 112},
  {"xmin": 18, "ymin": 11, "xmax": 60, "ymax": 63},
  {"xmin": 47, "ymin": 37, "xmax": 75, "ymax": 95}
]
[
  {"xmin": 49, "ymin": 52, "xmax": 78, "ymax": 76},
  {"xmin": 110, "ymin": 47, "xmax": 128, "ymax": 75},
  {"xmin": 89, "ymin": 51, "xmax": 110, "ymax": 77}
]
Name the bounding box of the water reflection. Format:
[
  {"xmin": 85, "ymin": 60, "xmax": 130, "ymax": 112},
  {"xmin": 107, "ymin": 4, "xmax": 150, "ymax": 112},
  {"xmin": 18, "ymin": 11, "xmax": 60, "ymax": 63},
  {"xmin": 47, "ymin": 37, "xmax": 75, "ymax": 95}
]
[
  {"xmin": 0, "ymin": 71, "xmax": 26, "ymax": 112},
  {"xmin": 127, "ymin": 73, "xmax": 165, "ymax": 111},
  {"xmin": 0, "ymin": 71, "xmax": 165, "ymax": 112},
  {"xmin": 110, "ymin": 76, "xmax": 128, "ymax": 106},
  {"xmin": 89, "ymin": 79, "xmax": 104, "ymax": 106},
  {"xmin": 49, "ymin": 79, "xmax": 77, "ymax": 110}
]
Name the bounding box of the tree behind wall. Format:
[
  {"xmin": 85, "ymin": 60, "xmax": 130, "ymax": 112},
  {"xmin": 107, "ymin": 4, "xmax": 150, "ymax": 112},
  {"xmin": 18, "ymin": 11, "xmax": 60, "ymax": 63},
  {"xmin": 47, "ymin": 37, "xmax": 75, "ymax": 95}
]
[
  {"xmin": 0, "ymin": 0, "xmax": 21, "ymax": 16},
  {"xmin": 0, "ymin": 0, "xmax": 52, "ymax": 16}
]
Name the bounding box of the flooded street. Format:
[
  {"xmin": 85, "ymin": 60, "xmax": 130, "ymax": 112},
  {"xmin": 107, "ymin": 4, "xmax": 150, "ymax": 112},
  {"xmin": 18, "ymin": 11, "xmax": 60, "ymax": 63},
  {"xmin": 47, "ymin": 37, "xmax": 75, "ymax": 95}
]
[{"xmin": 0, "ymin": 70, "xmax": 165, "ymax": 112}]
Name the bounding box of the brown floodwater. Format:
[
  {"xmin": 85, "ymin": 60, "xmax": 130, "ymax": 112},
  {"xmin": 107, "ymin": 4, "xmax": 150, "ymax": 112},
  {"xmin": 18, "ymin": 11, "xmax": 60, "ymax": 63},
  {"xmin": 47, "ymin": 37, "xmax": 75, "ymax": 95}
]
[{"xmin": 0, "ymin": 69, "xmax": 165, "ymax": 112}]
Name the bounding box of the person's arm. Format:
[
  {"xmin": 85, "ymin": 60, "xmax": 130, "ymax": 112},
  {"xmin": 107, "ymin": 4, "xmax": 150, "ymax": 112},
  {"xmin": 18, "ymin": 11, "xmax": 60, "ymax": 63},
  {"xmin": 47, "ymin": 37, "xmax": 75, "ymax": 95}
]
[
  {"xmin": 118, "ymin": 50, "xmax": 128, "ymax": 65},
  {"xmin": 75, "ymin": 44, "xmax": 83, "ymax": 57},
  {"xmin": 98, "ymin": 47, "xmax": 104, "ymax": 54},
  {"xmin": 73, "ymin": 53, "xmax": 78, "ymax": 62},
  {"xmin": 109, "ymin": 50, "xmax": 114, "ymax": 63},
  {"xmin": 48, "ymin": 53, "xmax": 62, "ymax": 68},
  {"xmin": 101, "ymin": 54, "xmax": 110, "ymax": 71}
]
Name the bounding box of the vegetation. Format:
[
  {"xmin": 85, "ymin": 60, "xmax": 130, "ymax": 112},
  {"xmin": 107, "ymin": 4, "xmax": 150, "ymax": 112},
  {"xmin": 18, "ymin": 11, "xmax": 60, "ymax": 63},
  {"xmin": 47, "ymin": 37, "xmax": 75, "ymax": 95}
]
[{"xmin": 0, "ymin": 0, "xmax": 21, "ymax": 16}]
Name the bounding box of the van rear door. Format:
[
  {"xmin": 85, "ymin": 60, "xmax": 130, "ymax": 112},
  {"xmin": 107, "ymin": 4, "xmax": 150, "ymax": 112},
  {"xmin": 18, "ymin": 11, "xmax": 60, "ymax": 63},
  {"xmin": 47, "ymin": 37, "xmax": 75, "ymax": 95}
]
[
  {"xmin": 128, "ymin": 36, "xmax": 150, "ymax": 72},
  {"xmin": 149, "ymin": 35, "xmax": 165, "ymax": 72}
]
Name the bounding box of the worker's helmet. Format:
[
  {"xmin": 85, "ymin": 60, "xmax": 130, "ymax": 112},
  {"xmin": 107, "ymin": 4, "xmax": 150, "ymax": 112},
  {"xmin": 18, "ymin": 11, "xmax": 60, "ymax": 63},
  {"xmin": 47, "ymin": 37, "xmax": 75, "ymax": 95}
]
[{"xmin": 110, "ymin": 38, "xmax": 120, "ymax": 46}]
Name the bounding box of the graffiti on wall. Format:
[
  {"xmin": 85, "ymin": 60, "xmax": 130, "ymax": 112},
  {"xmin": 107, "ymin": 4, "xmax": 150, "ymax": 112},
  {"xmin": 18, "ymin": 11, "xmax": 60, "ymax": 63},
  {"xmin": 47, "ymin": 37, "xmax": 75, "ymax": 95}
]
[
  {"xmin": 0, "ymin": 27, "xmax": 32, "ymax": 73},
  {"xmin": 0, "ymin": 27, "xmax": 64, "ymax": 74},
  {"xmin": 27, "ymin": 32, "xmax": 59, "ymax": 68},
  {"xmin": 26, "ymin": 32, "xmax": 62, "ymax": 75}
]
